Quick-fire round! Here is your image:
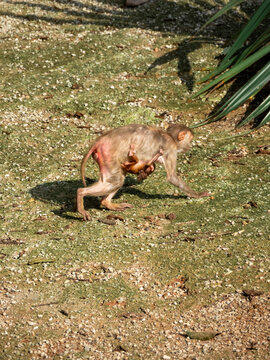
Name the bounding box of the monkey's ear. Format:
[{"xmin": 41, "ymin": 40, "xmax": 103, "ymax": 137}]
[{"xmin": 177, "ymin": 131, "xmax": 186, "ymax": 141}]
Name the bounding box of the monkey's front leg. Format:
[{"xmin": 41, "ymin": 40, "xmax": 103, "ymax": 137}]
[
  {"xmin": 165, "ymin": 162, "xmax": 209, "ymax": 198},
  {"xmin": 168, "ymin": 173, "xmax": 210, "ymax": 198},
  {"xmin": 164, "ymin": 156, "xmax": 210, "ymax": 198}
]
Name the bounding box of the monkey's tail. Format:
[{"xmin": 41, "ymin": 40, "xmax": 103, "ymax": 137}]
[{"xmin": 80, "ymin": 145, "xmax": 96, "ymax": 187}]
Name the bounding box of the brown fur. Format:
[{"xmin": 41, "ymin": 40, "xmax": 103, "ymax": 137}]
[{"xmin": 77, "ymin": 124, "xmax": 210, "ymax": 220}]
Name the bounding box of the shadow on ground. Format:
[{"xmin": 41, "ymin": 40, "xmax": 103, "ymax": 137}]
[{"xmin": 30, "ymin": 177, "xmax": 184, "ymax": 219}]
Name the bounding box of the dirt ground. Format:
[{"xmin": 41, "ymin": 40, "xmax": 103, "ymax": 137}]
[{"xmin": 0, "ymin": 1, "xmax": 269, "ymax": 359}]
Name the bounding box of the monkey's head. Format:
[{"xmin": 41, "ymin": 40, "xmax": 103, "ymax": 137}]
[{"xmin": 166, "ymin": 124, "xmax": 194, "ymax": 153}]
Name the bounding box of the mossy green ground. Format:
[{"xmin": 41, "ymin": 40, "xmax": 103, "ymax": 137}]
[{"xmin": 0, "ymin": 1, "xmax": 269, "ymax": 359}]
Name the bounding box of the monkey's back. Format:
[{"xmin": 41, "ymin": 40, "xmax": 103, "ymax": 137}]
[{"xmin": 97, "ymin": 124, "xmax": 174, "ymax": 164}]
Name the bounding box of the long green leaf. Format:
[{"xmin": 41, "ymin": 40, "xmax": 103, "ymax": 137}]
[
  {"xmin": 198, "ymin": 55, "xmax": 237, "ymax": 83},
  {"xmin": 200, "ymin": 30, "xmax": 270, "ymax": 83},
  {"xmin": 255, "ymin": 110, "xmax": 270, "ymax": 128},
  {"xmin": 199, "ymin": 28, "xmax": 270, "ymax": 83},
  {"xmin": 211, "ymin": 62, "xmax": 270, "ymax": 120},
  {"xmin": 222, "ymin": 62, "xmax": 270, "ymax": 110},
  {"xmin": 235, "ymin": 28, "xmax": 270, "ymax": 64},
  {"xmin": 220, "ymin": 0, "xmax": 270, "ymax": 66},
  {"xmin": 194, "ymin": 45, "xmax": 270, "ymax": 97},
  {"xmin": 237, "ymin": 95, "xmax": 270, "ymax": 127},
  {"xmin": 202, "ymin": 0, "xmax": 244, "ymax": 29}
]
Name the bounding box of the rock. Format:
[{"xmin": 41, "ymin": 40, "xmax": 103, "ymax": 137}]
[
  {"xmin": 125, "ymin": 0, "xmax": 149, "ymax": 7},
  {"xmin": 180, "ymin": 331, "xmax": 221, "ymax": 341}
]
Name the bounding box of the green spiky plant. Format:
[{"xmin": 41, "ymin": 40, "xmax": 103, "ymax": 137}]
[{"xmin": 194, "ymin": 0, "xmax": 270, "ymax": 130}]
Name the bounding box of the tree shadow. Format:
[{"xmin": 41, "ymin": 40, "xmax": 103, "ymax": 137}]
[
  {"xmin": 1, "ymin": 0, "xmax": 226, "ymax": 29},
  {"xmin": 29, "ymin": 176, "xmax": 184, "ymax": 220},
  {"xmin": 1, "ymin": 0, "xmax": 262, "ymax": 120},
  {"xmin": 1, "ymin": 0, "xmax": 256, "ymax": 95},
  {"xmin": 146, "ymin": 37, "xmax": 218, "ymax": 92}
]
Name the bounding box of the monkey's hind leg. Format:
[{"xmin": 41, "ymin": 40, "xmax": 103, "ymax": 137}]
[
  {"xmin": 121, "ymin": 144, "xmax": 139, "ymax": 171},
  {"xmin": 77, "ymin": 172, "xmax": 133, "ymax": 219},
  {"xmin": 127, "ymin": 144, "xmax": 139, "ymax": 163},
  {"xmin": 77, "ymin": 180, "xmax": 120, "ymax": 220},
  {"xmin": 100, "ymin": 171, "xmax": 133, "ymax": 211},
  {"xmin": 128, "ymin": 143, "xmax": 136, "ymax": 157},
  {"xmin": 77, "ymin": 187, "xmax": 92, "ymax": 221}
]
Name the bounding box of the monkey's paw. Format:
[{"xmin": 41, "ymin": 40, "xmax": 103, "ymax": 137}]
[
  {"xmin": 103, "ymin": 202, "xmax": 133, "ymax": 211},
  {"xmin": 197, "ymin": 191, "xmax": 211, "ymax": 198},
  {"xmin": 82, "ymin": 211, "xmax": 91, "ymax": 221},
  {"xmin": 118, "ymin": 202, "xmax": 133, "ymax": 210}
]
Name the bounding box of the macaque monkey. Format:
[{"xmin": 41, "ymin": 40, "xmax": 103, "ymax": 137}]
[
  {"xmin": 121, "ymin": 144, "xmax": 163, "ymax": 181},
  {"xmin": 77, "ymin": 124, "xmax": 210, "ymax": 220}
]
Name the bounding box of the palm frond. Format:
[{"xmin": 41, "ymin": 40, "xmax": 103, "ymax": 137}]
[
  {"xmin": 194, "ymin": 45, "xmax": 270, "ymax": 97},
  {"xmin": 220, "ymin": 0, "xmax": 270, "ymax": 66},
  {"xmin": 236, "ymin": 95, "xmax": 270, "ymax": 128},
  {"xmin": 255, "ymin": 110, "xmax": 270, "ymax": 129},
  {"xmin": 209, "ymin": 62, "xmax": 270, "ymax": 123},
  {"xmin": 199, "ymin": 28, "xmax": 270, "ymax": 84},
  {"xmin": 235, "ymin": 28, "xmax": 270, "ymax": 65},
  {"xmin": 202, "ymin": 0, "xmax": 244, "ymax": 29},
  {"xmin": 194, "ymin": 0, "xmax": 270, "ymax": 130}
]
